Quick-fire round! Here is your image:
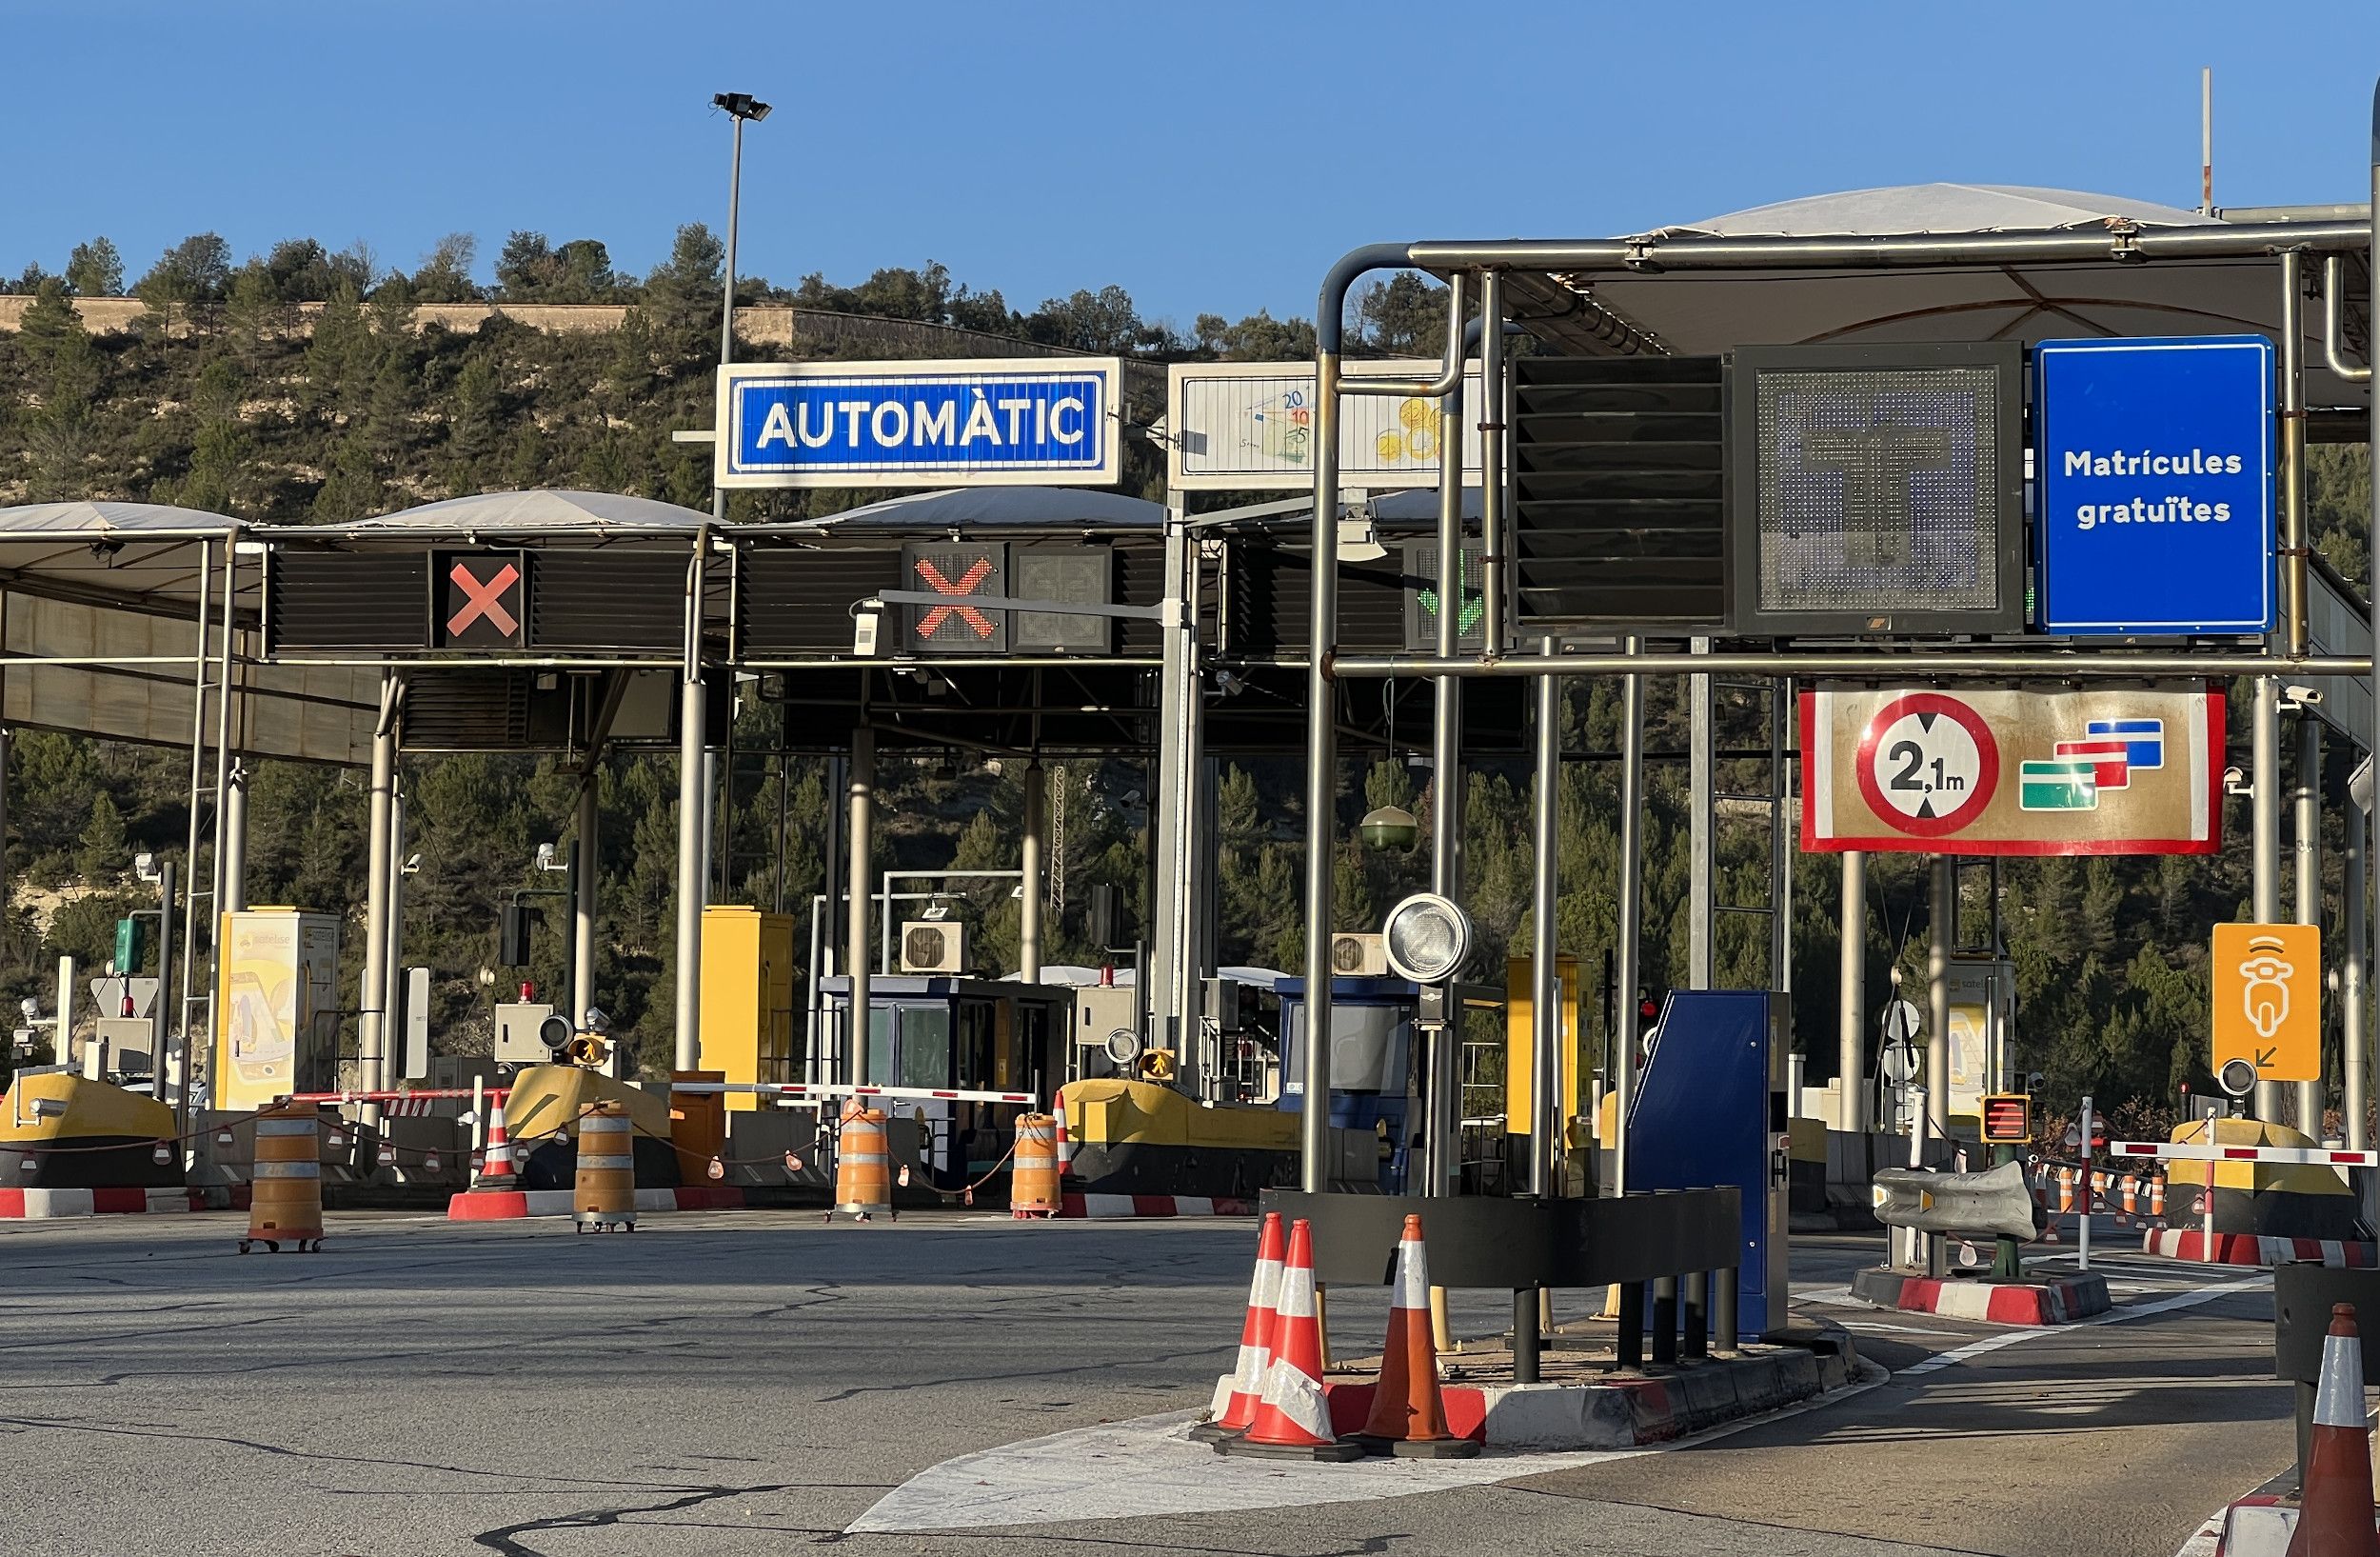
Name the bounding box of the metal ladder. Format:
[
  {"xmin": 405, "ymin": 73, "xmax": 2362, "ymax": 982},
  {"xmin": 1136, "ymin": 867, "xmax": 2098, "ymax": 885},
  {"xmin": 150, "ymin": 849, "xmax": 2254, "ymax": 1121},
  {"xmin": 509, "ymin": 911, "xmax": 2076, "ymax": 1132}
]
[{"xmin": 1689, "ymin": 666, "xmax": 1793, "ymax": 994}]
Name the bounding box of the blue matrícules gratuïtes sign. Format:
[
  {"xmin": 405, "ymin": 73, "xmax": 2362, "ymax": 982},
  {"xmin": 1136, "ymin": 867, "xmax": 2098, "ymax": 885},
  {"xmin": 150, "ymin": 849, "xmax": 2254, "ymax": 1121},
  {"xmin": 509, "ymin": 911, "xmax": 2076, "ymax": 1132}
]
[
  {"xmin": 715, "ymin": 357, "xmax": 1121, "ymax": 489},
  {"xmin": 2033, "ymin": 335, "xmax": 2274, "ymax": 635}
]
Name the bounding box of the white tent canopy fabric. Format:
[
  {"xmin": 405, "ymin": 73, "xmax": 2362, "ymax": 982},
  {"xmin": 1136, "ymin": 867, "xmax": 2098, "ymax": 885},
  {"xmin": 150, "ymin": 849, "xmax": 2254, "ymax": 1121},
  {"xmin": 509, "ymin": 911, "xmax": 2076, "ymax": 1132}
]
[{"xmin": 762, "ymin": 487, "xmax": 1166, "ymax": 532}]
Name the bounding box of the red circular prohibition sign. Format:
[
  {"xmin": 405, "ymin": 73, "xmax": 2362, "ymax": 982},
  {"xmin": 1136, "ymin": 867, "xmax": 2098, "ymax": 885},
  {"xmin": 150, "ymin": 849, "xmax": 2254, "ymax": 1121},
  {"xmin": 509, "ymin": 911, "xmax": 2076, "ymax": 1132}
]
[{"xmin": 1853, "ymin": 692, "xmax": 2000, "ymax": 839}]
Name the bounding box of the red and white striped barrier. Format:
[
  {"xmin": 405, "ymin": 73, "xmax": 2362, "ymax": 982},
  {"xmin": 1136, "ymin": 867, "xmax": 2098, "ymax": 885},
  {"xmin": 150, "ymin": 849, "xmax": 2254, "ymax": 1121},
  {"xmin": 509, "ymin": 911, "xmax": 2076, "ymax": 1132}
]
[
  {"xmin": 1060, "ymin": 1192, "xmax": 1256, "ymax": 1219},
  {"xmin": 0, "ymin": 1188, "xmax": 201, "ymax": 1219},
  {"xmin": 2141, "ymin": 1227, "xmax": 2379, "ymax": 1268},
  {"xmin": 666, "ymin": 1082, "xmax": 1038, "ymax": 1107},
  {"xmin": 2109, "ymin": 1140, "xmax": 2379, "ymax": 1168}
]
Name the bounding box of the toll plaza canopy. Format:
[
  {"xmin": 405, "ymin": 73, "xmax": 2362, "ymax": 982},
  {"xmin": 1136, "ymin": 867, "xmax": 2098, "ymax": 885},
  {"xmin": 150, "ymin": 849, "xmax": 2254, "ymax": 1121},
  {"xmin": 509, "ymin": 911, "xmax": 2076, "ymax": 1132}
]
[
  {"xmin": 0, "ymin": 501, "xmax": 375, "ymax": 765},
  {"xmin": 1492, "ymin": 183, "xmax": 2371, "ymax": 417}
]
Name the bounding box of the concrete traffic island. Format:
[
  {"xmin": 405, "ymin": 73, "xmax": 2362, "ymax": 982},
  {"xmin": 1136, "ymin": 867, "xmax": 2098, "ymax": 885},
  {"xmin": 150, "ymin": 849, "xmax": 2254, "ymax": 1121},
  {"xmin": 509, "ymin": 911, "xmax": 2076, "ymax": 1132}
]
[
  {"xmin": 1851, "ymin": 1263, "xmax": 2111, "ymax": 1325},
  {"xmin": 1307, "ymin": 1320, "xmax": 1863, "ymax": 1451}
]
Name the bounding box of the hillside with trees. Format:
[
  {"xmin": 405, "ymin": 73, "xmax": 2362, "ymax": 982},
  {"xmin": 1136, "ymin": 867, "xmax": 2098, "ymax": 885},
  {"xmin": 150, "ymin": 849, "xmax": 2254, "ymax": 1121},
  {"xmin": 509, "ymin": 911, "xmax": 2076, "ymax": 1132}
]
[{"xmin": 0, "ymin": 227, "xmax": 2370, "ymax": 1132}]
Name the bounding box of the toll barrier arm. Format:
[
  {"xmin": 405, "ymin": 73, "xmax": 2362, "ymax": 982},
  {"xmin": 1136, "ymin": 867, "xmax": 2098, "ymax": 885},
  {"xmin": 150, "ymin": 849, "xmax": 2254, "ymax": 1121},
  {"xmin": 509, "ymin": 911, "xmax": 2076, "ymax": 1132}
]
[
  {"xmin": 664, "ymin": 1082, "xmax": 1039, "ymax": 1108},
  {"xmin": 2109, "ymin": 1141, "xmax": 2380, "ymax": 1167}
]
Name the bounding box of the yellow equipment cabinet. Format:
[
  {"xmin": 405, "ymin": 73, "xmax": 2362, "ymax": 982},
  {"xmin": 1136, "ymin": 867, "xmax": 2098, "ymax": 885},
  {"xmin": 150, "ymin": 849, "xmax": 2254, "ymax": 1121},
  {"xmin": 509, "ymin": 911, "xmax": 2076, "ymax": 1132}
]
[
  {"xmin": 213, "ymin": 908, "xmax": 341, "ymax": 1110},
  {"xmin": 1504, "ymin": 955, "xmax": 1580, "ymax": 1138},
  {"xmin": 699, "ymin": 906, "xmax": 796, "ymax": 1109}
]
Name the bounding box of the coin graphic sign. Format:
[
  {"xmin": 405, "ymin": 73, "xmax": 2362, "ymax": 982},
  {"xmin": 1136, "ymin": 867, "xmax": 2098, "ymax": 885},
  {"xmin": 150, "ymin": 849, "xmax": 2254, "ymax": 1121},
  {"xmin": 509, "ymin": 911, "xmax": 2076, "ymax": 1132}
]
[
  {"xmin": 1852, "ymin": 692, "xmax": 1998, "ymax": 838},
  {"xmin": 1801, "ymin": 683, "xmax": 2222, "ymax": 856}
]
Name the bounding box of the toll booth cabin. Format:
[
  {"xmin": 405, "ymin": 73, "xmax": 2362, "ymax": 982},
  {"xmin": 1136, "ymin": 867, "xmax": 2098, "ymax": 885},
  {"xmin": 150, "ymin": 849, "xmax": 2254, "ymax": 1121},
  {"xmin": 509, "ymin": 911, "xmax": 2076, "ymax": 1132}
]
[{"xmin": 817, "ymin": 975, "xmax": 1071, "ymax": 1185}]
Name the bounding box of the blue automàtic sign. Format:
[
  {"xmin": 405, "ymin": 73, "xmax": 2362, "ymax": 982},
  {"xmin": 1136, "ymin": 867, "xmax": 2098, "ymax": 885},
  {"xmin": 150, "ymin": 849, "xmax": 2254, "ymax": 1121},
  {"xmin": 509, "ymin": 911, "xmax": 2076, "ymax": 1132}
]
[
  {"xmin": 715, "ymin": 357, "xmax": 1121, "ymax": 489},
  {"xmin": 2034, "ymin": 335, "xmax": 2274, "ymax": 635}
]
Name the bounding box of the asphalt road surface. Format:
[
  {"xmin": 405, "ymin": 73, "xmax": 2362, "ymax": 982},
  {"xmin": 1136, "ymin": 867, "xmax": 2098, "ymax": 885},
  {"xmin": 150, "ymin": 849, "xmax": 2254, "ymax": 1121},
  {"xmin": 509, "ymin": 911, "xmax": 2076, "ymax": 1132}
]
[{"xmin": 0, "ymin": 1209, "xmax": 2286, "ymax": 1557}]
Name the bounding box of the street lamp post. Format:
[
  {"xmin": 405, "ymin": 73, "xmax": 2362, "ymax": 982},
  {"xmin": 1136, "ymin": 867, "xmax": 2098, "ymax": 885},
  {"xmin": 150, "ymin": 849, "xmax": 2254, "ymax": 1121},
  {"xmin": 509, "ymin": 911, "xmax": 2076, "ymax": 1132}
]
[{"xmin": 674, "ymin": 90, "xmax": 772, "ymax": 1074}]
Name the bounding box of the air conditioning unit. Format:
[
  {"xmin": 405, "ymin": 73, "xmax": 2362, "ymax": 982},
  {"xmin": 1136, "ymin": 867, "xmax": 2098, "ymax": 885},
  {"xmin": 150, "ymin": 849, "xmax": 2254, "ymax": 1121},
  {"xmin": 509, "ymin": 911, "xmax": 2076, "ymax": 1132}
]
[
  {"xmin": 900, "ymin": 920, "xmax": 968, "ymax": 975},
  {"xmin": 1329, "ymin": 932, "xmax": 1387, "ymax": 977}
]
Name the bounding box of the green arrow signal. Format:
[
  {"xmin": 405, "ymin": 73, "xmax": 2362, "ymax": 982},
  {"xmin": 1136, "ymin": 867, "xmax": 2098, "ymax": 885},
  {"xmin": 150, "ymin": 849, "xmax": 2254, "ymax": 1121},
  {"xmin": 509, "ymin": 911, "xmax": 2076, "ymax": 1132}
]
[{"xmin": 1418, "ymin": 551, "xmax": 1484, "ymax": 634}]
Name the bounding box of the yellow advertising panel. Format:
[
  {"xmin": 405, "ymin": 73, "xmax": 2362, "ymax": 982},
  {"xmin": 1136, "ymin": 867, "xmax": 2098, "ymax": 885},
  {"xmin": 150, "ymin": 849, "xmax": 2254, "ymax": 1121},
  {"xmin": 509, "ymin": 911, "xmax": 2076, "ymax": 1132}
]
[
  {"xmin": 2211, "ymin": 922, "xmax": 2321, "ymax": 1084},
  {"xmin": 1505, "ymin": 955, "xmax": 1579, "ymax": 1136},
  {"xmin": 1799, "ymin": 683, "xmax": 2221, "ymax": 856},
  {"xmin": 212, "ymin": 909, "xmax": 340, "ymax": 1109}
]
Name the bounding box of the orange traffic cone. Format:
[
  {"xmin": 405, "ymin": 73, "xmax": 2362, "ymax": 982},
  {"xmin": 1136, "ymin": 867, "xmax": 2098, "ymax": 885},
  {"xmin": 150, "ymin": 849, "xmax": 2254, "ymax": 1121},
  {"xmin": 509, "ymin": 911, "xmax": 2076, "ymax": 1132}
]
[
  {"xmin": 1216, "ymin": 1218, "xmax": 1361, "ymax": 1461},
  {"xmin": 472, "ymin": 1103, "xmax": 516, "ymax": 1190},
  {"xmin": 2287, "ymin": 1303, "xmax": 2380, "ymax": 1557},
  {"xmin": 1356, "ymin": 1214, "xmax": 1478, "ymax": 1458},
  {"xmin": 1196, "ymin": 1212, "xmax": 1284, "ymax": 1443}
]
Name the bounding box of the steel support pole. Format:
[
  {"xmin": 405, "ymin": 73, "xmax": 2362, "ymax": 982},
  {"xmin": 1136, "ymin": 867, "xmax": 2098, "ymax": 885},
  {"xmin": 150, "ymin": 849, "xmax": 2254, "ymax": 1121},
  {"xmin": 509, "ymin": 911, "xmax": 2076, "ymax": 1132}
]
[
  {"xmin": 387, "ymin": 782, "xmax": 406, "ymax": 1077},
  {"xmin": 1299, "ymin": 346, "xmax": 1344, "ymax": 1193},
  {"xmin": 846, "ymin": 727, "xmax": 875, "ymax": 1084},
  {"xmin": 1612, "ymin": 641, "xmax": 1646, "ymax": 1196},
  {"xmin": 673, "ymin": 553, "xmax": 709, "ymax": 1075},
  {"xmin": 1838, "ymin": 852, "xmax": 1868, "ymax": 1132},
  {"xmin": 2367, "ymin": 78, "xmax": 2380, "ymax": 1163},
  {"xmin": 359, "ymin": 674, "xmax": 399, "ymax": 1116},
  {"xmin": 1427, "ymin": 370, "xmax": 1466, "ymax": 1198},
  {"xmin": 174, "ymin": 538, "xmax": 212, "ymax": 1109},
  {"xmin": 2281, "ymin": 248, "xmax": 2311, "ymax": 660},
  {"xmin": 1532, "ymin": 636, "xmax": 1562, "ymax": 1199},
  {"xmin": 220, "ymin": 763, "xmax": 247, "ymax": 915},
  {"xmin": 1688, "ymin": 644, "xmax": 1714, "ymax": 990},
  {"xmin": 1020, "ymin": 762, "xmax": 1046, "ymax": 985},
  {"xmin": 2348, "ymin": 786, "xmax": 2370, "ymax": 1153},
  {"xmin": 153, "ymin": 857, "xmax": 175, "ymax": 1106},
  {"xmin": 1925, "ymin": 853, "xmax": 1953, "ymax": 1276},
  {"xmin": 2255, "ymin": 676, "xmax": 2285, "ymax": 1121},
  {"xmin": 701, "ymin": 747, "xmax": 722, "ymax": 903},
  {"xmin": 573, "ymin": 781, "xmax": 598, "ymax": 1029},
  {"xmin": 2296, "ymin": 715, "xmax": 2325, "ymax": 1132}
]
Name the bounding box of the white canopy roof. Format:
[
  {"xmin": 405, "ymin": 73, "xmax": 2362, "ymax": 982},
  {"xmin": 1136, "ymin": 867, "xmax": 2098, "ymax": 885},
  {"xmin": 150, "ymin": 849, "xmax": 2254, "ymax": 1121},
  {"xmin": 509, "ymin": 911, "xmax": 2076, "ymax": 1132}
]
[
  {"xmin": 1657, "ymin": 184, "xmax": 2219, "ymax": 238},
  {"xmin": 334, "ymin": 489, "xmax": 708, "ymax": 532},
  {"xmin": 762, "ymin": 487, "xmax": 1165, "ymax": 533}
]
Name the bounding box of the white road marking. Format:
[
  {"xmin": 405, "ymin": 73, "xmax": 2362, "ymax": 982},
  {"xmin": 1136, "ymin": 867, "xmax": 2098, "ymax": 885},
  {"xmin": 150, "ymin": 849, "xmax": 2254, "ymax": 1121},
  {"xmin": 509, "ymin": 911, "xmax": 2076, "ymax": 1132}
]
[
  {"xmin": 1895, "ymin": 1274, "xmax": 2266, "ymax": 1377},
  {"xmin": 849, "ymin": 1362, "xmax": 1893, "ymax": 1533}
]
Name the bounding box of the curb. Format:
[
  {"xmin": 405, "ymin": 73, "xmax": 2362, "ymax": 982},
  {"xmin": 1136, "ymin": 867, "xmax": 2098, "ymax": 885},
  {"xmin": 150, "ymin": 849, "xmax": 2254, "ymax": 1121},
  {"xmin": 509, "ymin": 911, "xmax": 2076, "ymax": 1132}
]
[
  {"xmin": 2141, "ymin": 1228, "xmax": 2379, "ymax": 1268},
  {"xmin": 0, "ymin": 1188, "xmax": 201, "ymax": 1219},
  {"xmin": 1060, "ymin": 1193, "xmax": 1256, "ymax": 1219},
  {"xmin": 446, "ymin": 1186, "xmax": 746, "ymax": 1221},
  {"xmin": 1311, "ymin": 1342, "xmax": 1850, "ymax": 1450},
  {"xmin": 1850, "ymin": 1264, "xmax": 2111, "ymax": 1325}
]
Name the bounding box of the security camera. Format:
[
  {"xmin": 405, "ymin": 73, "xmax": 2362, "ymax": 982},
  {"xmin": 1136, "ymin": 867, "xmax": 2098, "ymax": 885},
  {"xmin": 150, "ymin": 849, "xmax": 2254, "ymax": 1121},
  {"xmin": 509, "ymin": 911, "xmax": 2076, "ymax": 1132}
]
[
  {"xmin": 2281, "ymin": 685, "xmax": 2324, "ymax": 709},
  {"xmin": 18, "ymin": 997, "xmax": 38, "ymax": 1022},
  {"xmin": 581, "ymin": 1007, "xmax": 610, "ymax": 1033},
  {"xmin": 534, "ymin": 842, "xmax": 557, "ymax": 870},
  {"xmin": 2224, "ymin": 765, "xmax": 2251, "ymax": 796}
]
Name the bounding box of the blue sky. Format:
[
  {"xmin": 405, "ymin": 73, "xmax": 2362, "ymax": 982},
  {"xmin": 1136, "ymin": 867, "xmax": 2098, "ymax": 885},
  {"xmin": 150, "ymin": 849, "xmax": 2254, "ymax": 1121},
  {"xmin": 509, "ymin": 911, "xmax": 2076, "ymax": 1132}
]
[{"xmin": 3, "ymin": 2, "xmax": 2374, "ymax": 328}]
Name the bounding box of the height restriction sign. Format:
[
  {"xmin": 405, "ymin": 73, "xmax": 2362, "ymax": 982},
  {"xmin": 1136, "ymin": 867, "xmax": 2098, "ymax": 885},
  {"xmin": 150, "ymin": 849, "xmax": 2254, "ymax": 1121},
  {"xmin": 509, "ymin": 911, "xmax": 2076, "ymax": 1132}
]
[{"xmin": 1801, "ymin": 683, "xmax": 2222, "ymax": 856}]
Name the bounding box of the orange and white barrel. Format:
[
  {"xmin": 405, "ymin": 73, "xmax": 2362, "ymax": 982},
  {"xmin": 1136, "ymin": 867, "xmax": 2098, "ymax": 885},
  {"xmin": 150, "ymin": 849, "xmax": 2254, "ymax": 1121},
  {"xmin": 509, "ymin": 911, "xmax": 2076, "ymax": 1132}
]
[
  {"xmin": 2149, "ymin": 1175, "xmax": 2166, "ymax": 1223},
  {"xmin": 833, "ymin": 1107, "xmax": 891, "ymax": 1220},
  {"xmin": 2119, "ymin": 1175, "xmax": 2138, "ymax": 1222},
  {"xmin": 1009, "ymin": 1113, "xmax": 1061, "ymax": 1218},
  {"xmin": 245, "ymin": 1104, "xmax": 324, "ymax": 1253},
  {"xmin": 2056, "ymin": 1167, "xmax": 2074, "ymax": 1214},
  {"xmin": 573, "ymin": 1104, "xmax": 636, "ymax": 1230}
]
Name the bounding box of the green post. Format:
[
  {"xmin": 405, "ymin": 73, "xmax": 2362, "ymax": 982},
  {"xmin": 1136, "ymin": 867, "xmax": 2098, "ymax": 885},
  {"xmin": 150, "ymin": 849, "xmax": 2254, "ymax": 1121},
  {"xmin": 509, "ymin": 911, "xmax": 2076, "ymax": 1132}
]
[{"xmin": 1990, "ymin": 1142, "xmax": 2024, "ymax": 1281}]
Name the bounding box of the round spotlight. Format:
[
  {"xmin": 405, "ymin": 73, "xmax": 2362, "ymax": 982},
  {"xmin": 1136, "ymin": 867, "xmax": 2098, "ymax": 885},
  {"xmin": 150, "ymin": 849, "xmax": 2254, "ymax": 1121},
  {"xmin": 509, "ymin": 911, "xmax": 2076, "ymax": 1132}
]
[
  {"xmin": 1359, "ymin": 806, "xmax": 1419, "ymax": 853},
  {"xmin": 2217, "ymin": 1057, "xmax": 2258, "ymax": 1099},
  {"xmin": 1380, "ymin": 892, "xmax": 1473, "ymax": 985}
]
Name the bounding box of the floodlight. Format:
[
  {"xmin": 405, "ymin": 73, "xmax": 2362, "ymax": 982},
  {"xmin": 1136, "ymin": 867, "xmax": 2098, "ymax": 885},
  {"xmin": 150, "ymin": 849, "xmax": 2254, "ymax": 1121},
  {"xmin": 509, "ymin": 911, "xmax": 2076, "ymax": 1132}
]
[
  {"xmin": 2217, "ymin": 1057, "xmax": 2258, "ymax": 1098},
  {"xmin": 713, "ymin": 92, "xmax": 772, "ymax": 122},
  {"xmin": 1380, "ymin": 892, "xmax": 1473, "ymax": 985}
]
